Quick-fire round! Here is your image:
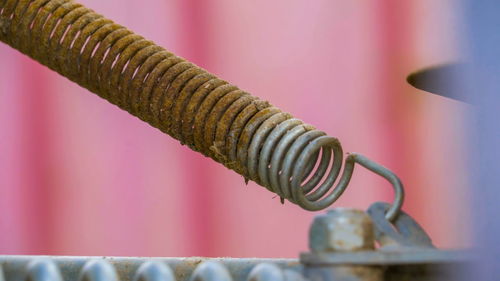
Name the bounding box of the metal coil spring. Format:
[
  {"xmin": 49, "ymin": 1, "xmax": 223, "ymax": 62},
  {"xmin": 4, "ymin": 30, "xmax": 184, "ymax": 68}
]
[
  {"xmin": 0, "ymin": 0, "xmax": 404, "ymax": 218},
  {"xmin": 1, "ymin": 257, "xmax": 297, "ymax": 281}
]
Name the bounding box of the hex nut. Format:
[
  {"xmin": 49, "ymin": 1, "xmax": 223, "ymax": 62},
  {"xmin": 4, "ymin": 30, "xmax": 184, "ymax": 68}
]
[{"xmin": 309, "ymin": 208, "xmax": 375, "ymax": 253}]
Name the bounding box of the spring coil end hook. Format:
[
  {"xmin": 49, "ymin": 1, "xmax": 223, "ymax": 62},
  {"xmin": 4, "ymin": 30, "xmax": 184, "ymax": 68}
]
[{"xmin": 0, "ymin": 0, "xmax": 405, "ymax": 220}]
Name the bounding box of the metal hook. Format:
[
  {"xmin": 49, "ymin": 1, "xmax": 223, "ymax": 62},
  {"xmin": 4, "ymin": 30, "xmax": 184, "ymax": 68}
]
[{"xmin": 348, "ymin": 153, "xmax": 405, "ymax": 221}]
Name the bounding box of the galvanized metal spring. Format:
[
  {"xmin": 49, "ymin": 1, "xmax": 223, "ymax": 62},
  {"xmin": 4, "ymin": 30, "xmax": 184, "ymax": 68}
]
[
  {"xmin": 0, "ymin": 257, "xmax": 298, "ymax": 281},
  {"xmin": 0, "ymin": 0, "xmax": 404, "ymax": 219}
]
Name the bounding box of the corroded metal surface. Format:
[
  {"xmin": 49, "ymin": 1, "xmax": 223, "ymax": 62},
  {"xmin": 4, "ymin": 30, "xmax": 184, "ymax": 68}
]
[
  {"xmin": 367, "ymin": 202, "xmax": 434, "ymax": 248},
  {"xmin": 309, "ymin": 209, "xmax": 375, "ymax": 253},
  {"xmin": 0, "ymin": 254, "xmax": 468, "ymax": 281},
  {"xmin": 0, "ymin": 4, "xmax": 469, "ymax": 275},
  {"xmin": 0, "ymin": 256, "xmax": 300, "ymax": 281},
  {"xmin": 307, "ymin": 208, "xmax": 382, "ymax": 281},
  {"xmin": 0, "ymin": 206, "xmax": 470, "ymax": 281},
  {"xmin": 0, "ymin": 0, "xmax": 405, "ymax": 214},
  {"xmin": 301, "ymin": 205, "xmax": 470, "ymax": 281},
  {"xmin": 300, "ymin": 249, "xmax": 470, "ymax": 265}
]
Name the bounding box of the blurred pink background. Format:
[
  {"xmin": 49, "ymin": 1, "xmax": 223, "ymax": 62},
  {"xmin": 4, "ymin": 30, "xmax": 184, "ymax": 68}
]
[{"xmin": 0, "ymin": 0, "xmax": 470, "ymax": 257}]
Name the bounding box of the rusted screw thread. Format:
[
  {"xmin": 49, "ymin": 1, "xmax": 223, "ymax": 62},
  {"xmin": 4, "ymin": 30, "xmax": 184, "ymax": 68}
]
[{"xmin": 0, "ymin": 0, "xmax": 404, "ymax": 213}]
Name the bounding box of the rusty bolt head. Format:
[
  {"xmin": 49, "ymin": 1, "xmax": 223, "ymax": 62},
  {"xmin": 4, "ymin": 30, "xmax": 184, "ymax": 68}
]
[{"xmin": 309, "ymin": 208, "xmax": 375, "ymax": 253}]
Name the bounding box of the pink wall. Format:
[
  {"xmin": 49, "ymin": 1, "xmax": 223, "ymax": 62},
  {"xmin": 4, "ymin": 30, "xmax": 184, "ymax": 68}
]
[{"xmin": 0, "ymin": 0, "xmax": 470, "ymax": 257}]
